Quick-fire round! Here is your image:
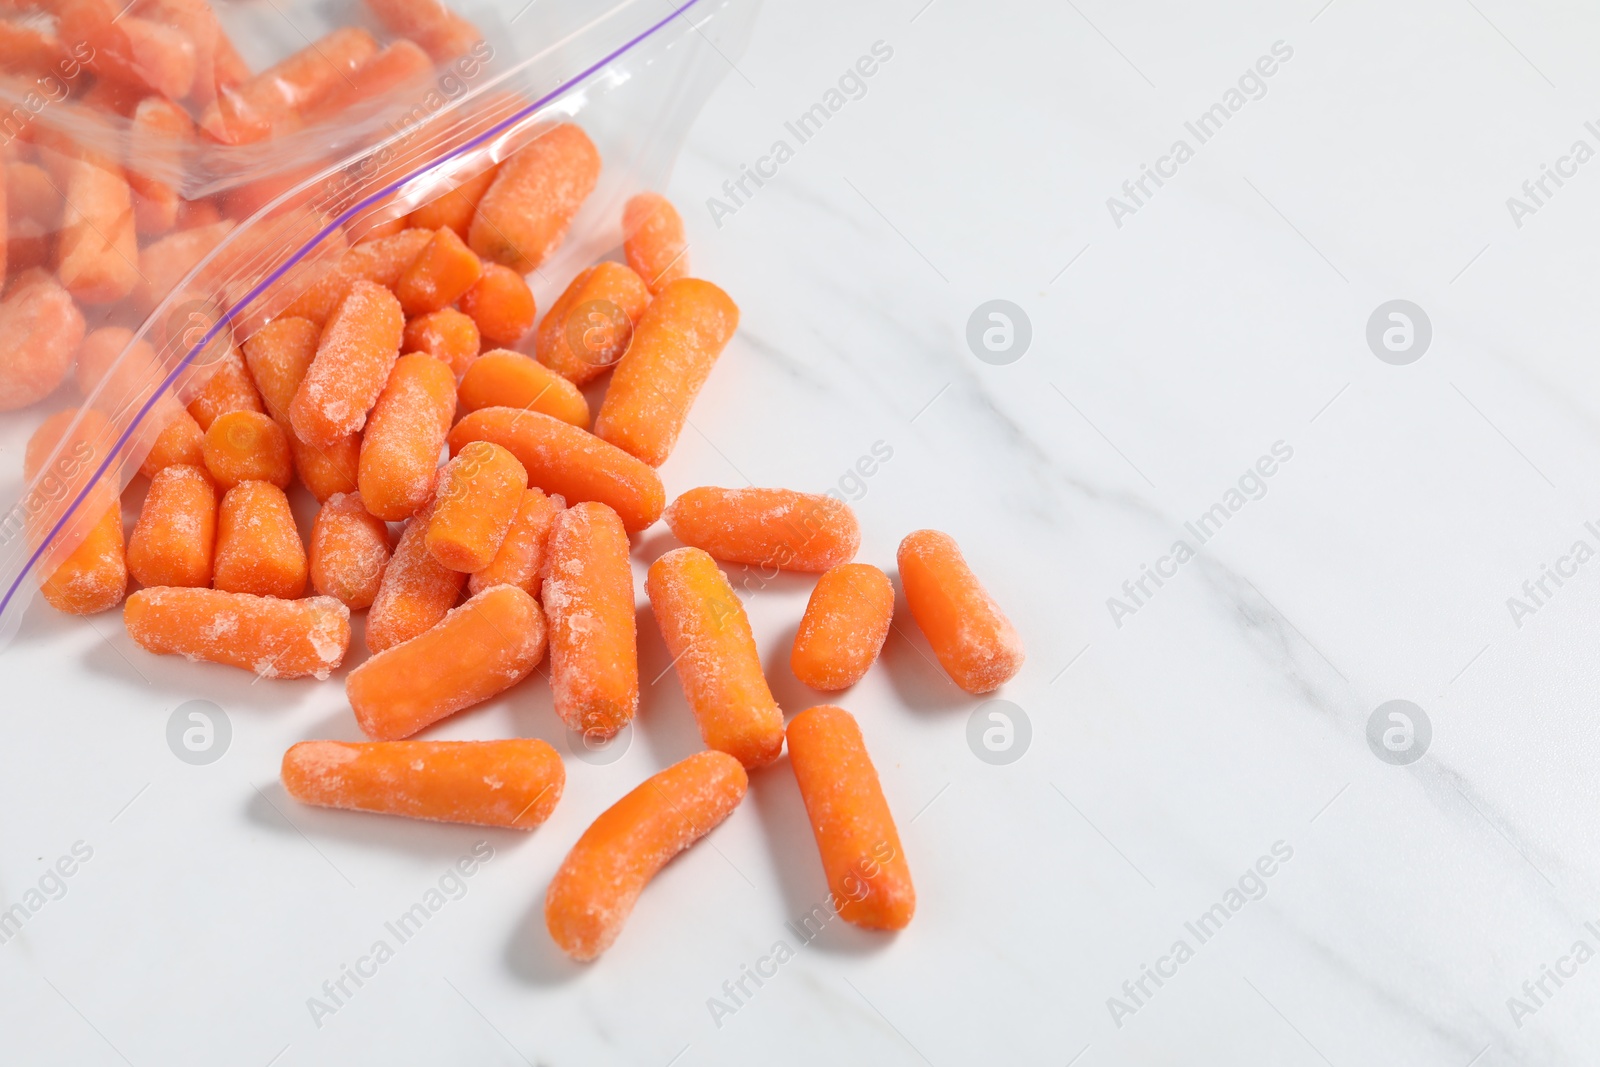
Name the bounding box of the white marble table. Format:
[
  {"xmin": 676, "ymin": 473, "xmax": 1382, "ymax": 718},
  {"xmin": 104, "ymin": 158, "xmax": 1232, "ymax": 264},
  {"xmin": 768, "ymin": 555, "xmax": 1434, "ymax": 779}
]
[{"xmin": 7, "ymin": 0, "xmax": 1600, "ymax": 1063}]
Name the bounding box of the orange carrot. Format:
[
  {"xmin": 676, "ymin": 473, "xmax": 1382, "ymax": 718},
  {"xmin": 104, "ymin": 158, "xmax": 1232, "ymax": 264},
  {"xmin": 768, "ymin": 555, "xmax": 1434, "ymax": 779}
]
[
  {"xmin": 545, "ymin": 750, "xmax": 748, "ymax": 961},
  {"xmin": 646, "ymin": 547, "xmax": 783, "ymax": 769},
  {"xmin": 534, "ymin": 262, "xmax": 650, "ymax": 385},
  {"xmin": 542, "ymin": 501, "xmax": 636, "ymax": 739},
  {"xmin": 402, "ymin": 307, "xmax": 480, "ymax": 380},
  {"xmin": 456, "ymin": 261, "xmax": 534, "ymax": 346},
  {"xmin": 132, "ymin": 218, "xmax": 234, "ymax": 313},
  {"xmin": 143, "ymin": 0, "xmax": 247, "ymax": 106},
  {"xmin": 141, "ymin": 409, "xmax": 208, "ymax": 479},
  {"xmin": 58, "ymin": 0, "xmax": 197, "ymax": 100},
  {"xmin": 468, "ymin": 123, "xmax": 599, "ymax": 272},
  {"xmin": 593, "ymin": 279, "xmax": 739, "ymax": 467},
  {"xmin": 348, "ymin": 585, "xmax": 546, "ymax": 740},
  {"xmin": 283, "ymin": 228, "xmax": 432, "ymax": 325},
  {"xmin": 186, "ymin": 346, "xmax": 263, "ymax": 430},
  {"xmin": 785, "ymin": 705, "xmax": 915, "ymax": 930},
  {"xmin": 7, "ymin": 161, "xmax": 59, "ymax": 272},
  {"xmin": 425, "ymin": 441, "xmax": 527, "ymax": 572},
  {"xmin": 362, "ymin": 0, "xmax": 481, "ymax": 60},
  {"xmin": 127, "ymin": 464, "xmax": 216, "ymax": 589},
  {"xmin": 308, "ymin": 491, "xmax": 392, "ymax": 610},
  {"xmin": 897, "ymin": 529, "xmax": 1023, "ymax": 694},
  {"xmin": 213, "ymin": 481, "xmax": 306, "ymax": 599},
  {"xmin": 200, "ymin": 26, "xmax": 378, "ymax": 144},
  {"xmin": 623, "ymin": 192, "xmax": 689, "ymax": 293},
  {"xmin": 357, "ymin": 352, "xmax": 456, "ymax": 521},
  {"xmin": 407, "ymin": 163, "xmax": 497, "ymax": 238},
  {"xmin": 457, "ymin": 349, "xmax": 588, "ymax": 427},
  {"xmin": 447, "ymin": 407, "xmax": 664, "ymax": 534},
  {"xmin": 202, "ymin": 410, "xmax": 293, "ymax": 489},
  {"xmin": 54, "ymin": 154, "xmax": 139, "ymax": 303},
  {"xmin": 365, "ymin": 497, "xmax": 465, "ymax": 653},
  {"xmin": 394, "ymin": 225, "xmax": 482, "ymax": 316},
  {"xmin": 301, "ymin": 39, "xmax": 431, "ymax": 121},
  {"xmin": 289, "ymin": 279, "xmax": 404, "ymax": 449},
  {"xmin": 125, "ymin": 587, "xmax": 350, "ymax": 679},
  {"xmin": 241, "ymin": 315, "xmax": 361, "ymax": 502},
  {"xmin": 790, "ymin": 564, "xmax": 894, "ymax": 691},
  {"xmin": 0, "ymin": 268, "xmax": 83, "ymax": 410},
  {"xmin": 467, "ymin": 487, "xmax": 561, "ymax": 598},
  {"xmin": 127, "ymin": 97, "xmax": 191, "ymax": 236},
  {"xmin": 23, "ymin": 408, "xmax": 126, "ymax": 614},
  {"xmin": 664, "ymin": 487, "xmax": 859, "ymax": 573},
  {"xmin": 283, "ymin": 739, "xmax": 563, "ymax": 828}
]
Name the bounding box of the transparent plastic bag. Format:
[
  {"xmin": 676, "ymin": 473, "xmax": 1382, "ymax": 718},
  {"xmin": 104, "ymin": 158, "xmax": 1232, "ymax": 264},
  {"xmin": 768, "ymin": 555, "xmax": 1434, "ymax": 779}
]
[{"xmin": 0, "ymin": 0, "xmax": 756, "ymax": 644}]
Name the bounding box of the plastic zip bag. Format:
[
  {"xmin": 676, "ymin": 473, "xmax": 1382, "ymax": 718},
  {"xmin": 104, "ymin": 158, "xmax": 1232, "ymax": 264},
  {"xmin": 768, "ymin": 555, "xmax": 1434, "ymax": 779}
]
[{"xmin": 0, "ymin": 0, "xmax": 755, "ymax": 643}]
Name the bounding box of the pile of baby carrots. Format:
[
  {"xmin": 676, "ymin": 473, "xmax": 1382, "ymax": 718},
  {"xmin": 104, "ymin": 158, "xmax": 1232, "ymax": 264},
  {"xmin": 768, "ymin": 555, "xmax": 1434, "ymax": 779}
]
[{"xmin": 4, "ymin": 0, "xmax": 1026, "ymax": 962}]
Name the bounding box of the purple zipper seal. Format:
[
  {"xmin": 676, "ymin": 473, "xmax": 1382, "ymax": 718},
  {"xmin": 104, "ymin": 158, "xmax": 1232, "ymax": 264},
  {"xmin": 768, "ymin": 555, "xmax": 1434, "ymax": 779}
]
[{"xmin": 1, "ymin": 0, "xmax": 706, "ymax": 622}]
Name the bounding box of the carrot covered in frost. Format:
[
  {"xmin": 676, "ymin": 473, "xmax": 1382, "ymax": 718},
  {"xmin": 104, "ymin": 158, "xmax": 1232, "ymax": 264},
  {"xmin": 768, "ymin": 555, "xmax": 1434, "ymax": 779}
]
[
  {"xmin": 786, "ymin": 705, "xmax": 915, "ymax": 931},
  {"xmin": 542, "ymin": 502, "xmax": 637, "ymax": 739},
  {"xmin": 897, "ymin": 529, "xmax": 1024, "ymax": 694},
  {"xmin": 23, "ymin": 408, "xmax": 125, "ymax": 615},
  {"xmin": 0, "ymin": 268, "xmax": 83, "ymax": 411},
  {"xmin": 283, "ymin": 739, "xmax": 563, "ymax": 829},
  {"xmin": 402, "ymin": 307, "xmax": 479, "ymax": 380},
  {"xmin": 664, "ymin": 487, "xmax": 859, "ymax": 573},
  {"xmin": 593, "ymin": 278, "xmax": 739, "ymax": 467},
  {"xmin": 545, "ymin": 750, "xmax": 748, "ymax": 961},
  {"xmin": 457, "ymin": 262, "xmax": 535, "ymax": 346},
  {"xmin": 212, "ymin": 481, "xmax": 306, "ymax": 599},
  {"xmin": 425, "ymin": 441, "xmax": 527, "ymax": 573},
  {"xmin": 309, "ymin": 492, "xmax": 392, "ymax": 610},
  {"xmin": 468, "ymin": 123, "xmax": 599, "ymax": 272},
  {"xmin": 357, "ymin": 352, "xmax": 456, "ymax": 521},
  {"xmin": 447, "ymin": 408, "xmax": 664, "ymax": 533},
  {"xmin": 289, "ymin": 279, "xmax": 404, "ymax": 449},
  {"xmin": 125, "ymin": 588, "xmax": 351, "ymax": 679},
  {"xmin": 534, "ymin": 261, "xmax": 649, "ymax": 385},
  {"xmin": 790, "ymin": 564, "xmax": 894, "ymax": 691},
  {"xmin": 348, "ymin": 585, "xmax": 546, "ymax": 740},
  {"xmin": 646, "ymin": 547, "xmax": 783, "ymax": 769},
  {"xmin": 365, "ymin": 497, "xmax": 466, "ymax": 653},
  {"xmin": 202, "ymin": 410, "xmax": 292, "ymax": 489},
  {"xmin": 467, "ymin": 487, "xmax": 561, "ymax": 598},
  {"xmin": 127, "ymin": 464, "xmax": 216, "ymax": 589},
  {"xmin": 623, "ymin": 193, "xmax": 690, "ymax": 293}
]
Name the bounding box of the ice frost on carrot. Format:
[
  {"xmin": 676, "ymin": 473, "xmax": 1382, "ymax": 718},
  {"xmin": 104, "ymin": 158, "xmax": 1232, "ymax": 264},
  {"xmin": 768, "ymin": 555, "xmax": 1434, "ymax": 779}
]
[
  {"xmin": 545, "ymin": 750, "xmax": 748, "ymax": 961},
  {"xmin": 365, "ymin": 497, "xmax": 466, "ymax": 653},
  {"xmin": 664, "ymin": 486, "xmax": 859, "ymax": 573},
  {"xmin": 0, "ymin": 269, "xmax": 84, "ymax": 411},
  {"xmin": 897, "ymin": 529, "xmax": 1024, "ymax": 694},
  {"xmin": 290, "ymin": 279, "xmax": 404, "ymax": 449},
  {"xmin": 126, "ymin": 588, "xmax": 351, "ymax": 679},
  {"xmin": 791, "ymin": 563, "xmax": 894, "ymax": 691},
  {"xmin": 283, "ymin": 739, "xmax": 563, "ymax": 829},
  {"xmin": 309, "ymin": 492, "xmax": 392, "ymax": 610},
  {"xmin": 542, "ymin": 501, "xmax": 637, "ymax": 739},
  {"xmin": 425, "ymin": 440, "xmax": 526, "ymax": 573},
  {"xmin": 357, "ymin": 352, "xmax": 456, "ymax": 521},
  {"xmin": 468, "ymin": 123, "xmax": 599, "ymax": 273},
  {"xmin": 127, "ymin": 464, "xmax": 217, "ymax": 589}
]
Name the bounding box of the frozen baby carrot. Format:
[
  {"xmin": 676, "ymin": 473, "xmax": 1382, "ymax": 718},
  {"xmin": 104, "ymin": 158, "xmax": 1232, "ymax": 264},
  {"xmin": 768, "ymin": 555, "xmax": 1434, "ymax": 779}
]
[
  {"xmin": 125, "ymin": 588, "xmax": 351, "ymax": 679},
  {"xmin": 283, "ymin": 738, "xmax": 563, "ymax": 829},
  {"xmin": 127, "ymin": 464, "xmax": 217, "ymax": 589},
  {"xmin": 7, "ymin": 162, "xmax": 59, "ymax": 273},
  {"xmin": 457, "ymin": 349, "xmax": 589, "ymax": 427},
  {"xmin": 467, "ymin": 487, "xmax": 560, "ymax": 598},
  {"xmin": 897, "ymin": 529, "xmax": 1024, "ymax": 694},
  {"xmin": 402, "ymin": 307, "xmax": 480, "ymax": 380},
  {"xmin": 426, "ymin": 441, "xmax": 527, "ymax": 572},
  {"xmin": 534, "ymin": 261, "xmax": 650, "ymax": 385},
  {"xmin": 593, "ymin": 279, "xmax": 739, "ymax": 467},
  {"xmin": 348, "ymin": 585, "xmax": 546, "ymax": 740},
  {"xmin": 646, "ymin": 547, "xmax": 784, "ymax": 769},
  {"xmin": 542, "ymin": 502, "xmax": 637, "ymax": 739},
  {"xmin": 664, "ymin": 487, "xmax": 859, "ymax": 573},
  {"xmin": 786, "ymin": 705, "xmax": 915, "ymax": 930},
  {"xmin": 448, "ymin": 408, "xmax": 664, "ymax": 533},
  {"xmin": 407, "ymin": 163, "xmax": 498, "ymax": 238},
  {"xmin": 545, "ymin": 750, "xmax": 748, "ymax": 961},
  {"xmin": 144, "ymin": 0, "xmax": 246, "ymax": 106},
  {"xmin": 301, "ymin": 39, "xmax": 431, "ymax": 121},
  {"xmin": 241, "ymin": 316, "xmax": 361, "ymax": 502},
  {"xmin": 202, "ymin": 410, "xmax": 293, "ymax": 489},
  {"xmin": 363, "ymin": 0, "xmax": 482, "ymax": 60},
  {"xmin": 394, "ymin": 225, "xmax": 482, "ymax": 316},
  {"xmin": 127, "ymin": 97, "xmax": 191, "ymax": 236},
  {"xmin": 23, "ymin": 409, "xmax": 126, "ymax": 615},
  {"xmin": 141, "ymin": 409, "xmax": 208, "ymax": 480},
  {"xmin": 623, "ymin": 193, "xmax": 690, "ymax": 293},
  {"xmin": 790, "ymin": 564, "xmax": 894, "ymax": 691},
  {"xmin": 284, "ymin": 228, "xmax": 432, "ymax": 325},
  {"xmin": 357, "ymin": 352, "xmax": 456, "ymax": 521},
  {"xmin": 58, "ymin": 0, "xmax": 196, "ymax": 100},
  {"xmin": 457, "ymin": 262, "xmax": 535, "ymax": 346},
  {"xmin": 308, "ymin": 492, "xmax": 392, "ymax": 610},
  {"xmin": 366, "ymin": 498, "xmax": 466, "ymax": 653},
  {"xmin": 0, "ymin": 268, "xmax": 83, "ymax": 410},
  {"xmin": 55, "ymin": 155, "xmax": 139, "ymax": 303},
  {"xmin": 290, "ymin": 279, "xmax": 404, "ymax": 449},
  {"xmin": 469, "ymin": 123, "xmax": 600, "ymax": 272},
  {"xmin": 187, "ymin": 347, "xmax": 263, "ymax": 431},
  {"xmin": 213, "ymin": 481, "xmax": 307, "ymax": 599},
  {"xmin": 201, "ymin": 26, "xmax": 379, "ymax": 144},
  {"xmin": 132, "ymin": 218, "xmax": 235, "ymax": 313}
]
